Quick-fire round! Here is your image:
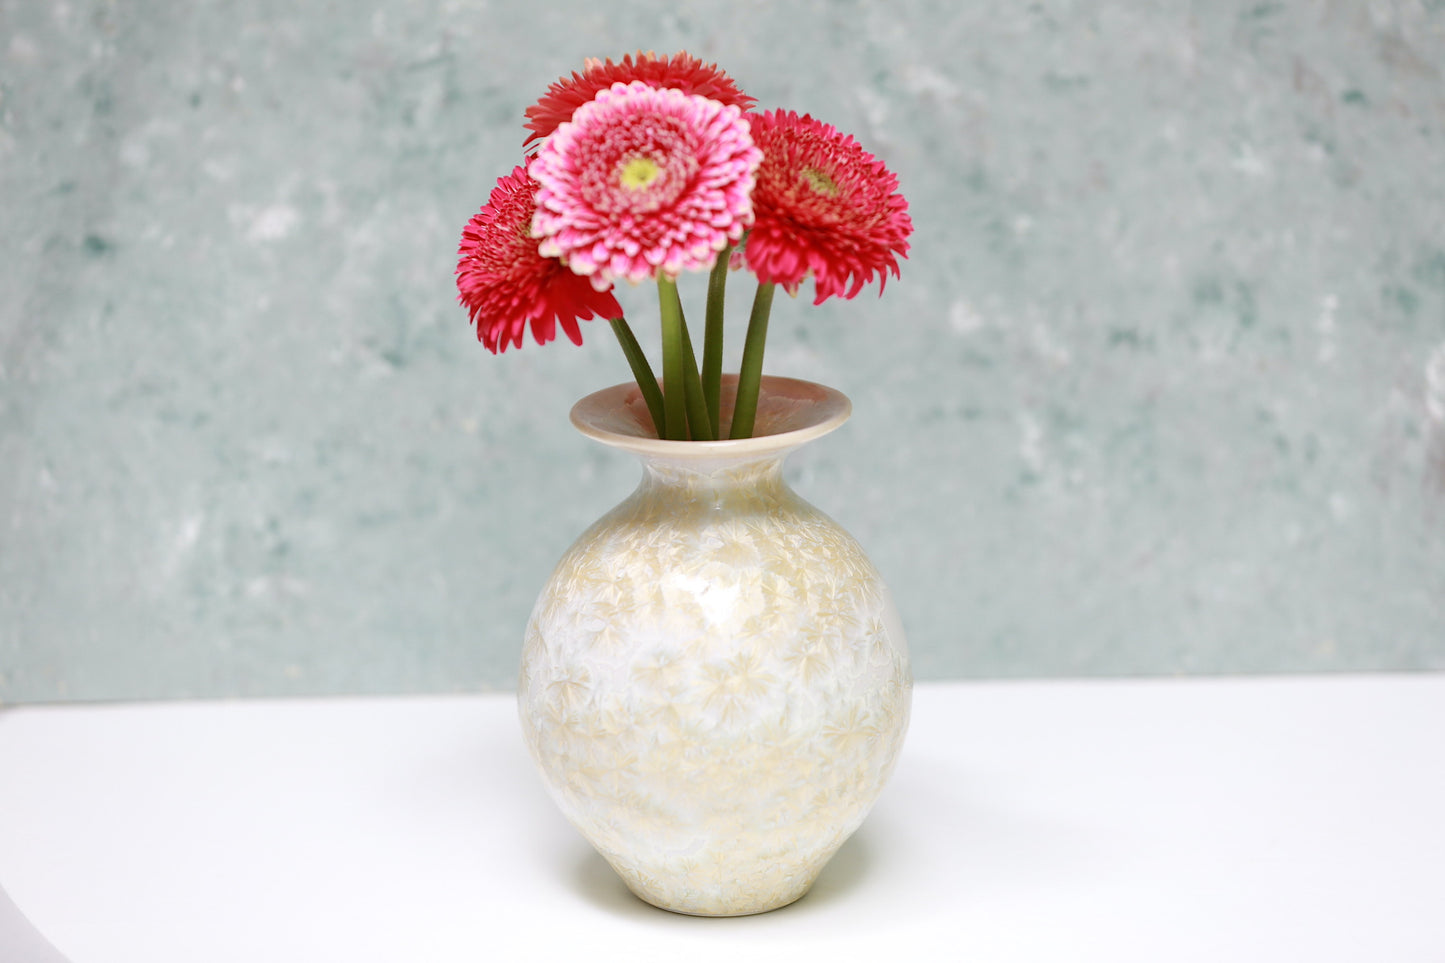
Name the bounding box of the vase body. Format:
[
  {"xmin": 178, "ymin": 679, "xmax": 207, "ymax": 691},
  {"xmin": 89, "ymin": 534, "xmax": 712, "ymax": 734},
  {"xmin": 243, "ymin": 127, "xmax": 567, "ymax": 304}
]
[{"xmin": 517, "ymin": 376, "xmax": 911, "ymax": 916}]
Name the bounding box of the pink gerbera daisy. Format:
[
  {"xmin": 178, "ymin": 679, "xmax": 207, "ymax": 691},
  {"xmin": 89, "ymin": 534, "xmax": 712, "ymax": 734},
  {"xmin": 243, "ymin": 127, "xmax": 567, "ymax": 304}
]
[
  {"xmin": 529, "ymin": 81, "xmax": 762, "ymax": 287},
  {"xmin": 742, "ymin": 110, "xmax": 912, "ymax": 304},
  {"xmin": 456, "ymin": 163, "xmax": 623, "ymax": 353},
  {"xmin": 523, "ymin": 51, "xmax": 755, "ymax": 149}
]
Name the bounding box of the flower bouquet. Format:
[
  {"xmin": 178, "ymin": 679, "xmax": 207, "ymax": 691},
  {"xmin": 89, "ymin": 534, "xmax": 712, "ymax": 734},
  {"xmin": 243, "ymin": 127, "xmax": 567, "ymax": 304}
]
[
  {"xmin": 453, "ymin": 52, "xmax": 915, "ymax": 917},
  {"xmin": 455, "ymin": 51, "xmax": 912, "ymax": 440}
]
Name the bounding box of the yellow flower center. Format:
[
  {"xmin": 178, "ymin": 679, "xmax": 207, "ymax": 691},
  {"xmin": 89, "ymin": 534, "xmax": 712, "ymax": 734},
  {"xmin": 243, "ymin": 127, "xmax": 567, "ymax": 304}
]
[
  {"xmin": 800, "ymin": 166, "xmax": 840, "ymax": 197},
  {"xmin": 619, "ymin": 156, "xmax": 662, "ymax": 191}
]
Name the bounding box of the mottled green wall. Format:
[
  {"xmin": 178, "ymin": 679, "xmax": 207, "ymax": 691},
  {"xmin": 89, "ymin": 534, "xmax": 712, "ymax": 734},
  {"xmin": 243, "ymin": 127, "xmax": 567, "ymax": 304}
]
[{"xmin": 2, "ymin": 1, "xmax": 1442, "ymax": 702}]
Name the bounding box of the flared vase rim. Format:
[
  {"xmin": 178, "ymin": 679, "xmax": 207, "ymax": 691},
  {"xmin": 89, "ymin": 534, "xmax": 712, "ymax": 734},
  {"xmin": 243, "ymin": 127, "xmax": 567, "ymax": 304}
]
[{"xmin": 570, "ymin": 374, "xmax": 852, "ymax": 462}]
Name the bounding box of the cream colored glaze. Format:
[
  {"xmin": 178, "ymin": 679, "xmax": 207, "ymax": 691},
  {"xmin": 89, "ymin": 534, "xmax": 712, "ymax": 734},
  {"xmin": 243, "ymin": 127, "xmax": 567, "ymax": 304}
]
[{"xmin": 518, "ymin": 377, "xmax": 911, "ymax": 916}]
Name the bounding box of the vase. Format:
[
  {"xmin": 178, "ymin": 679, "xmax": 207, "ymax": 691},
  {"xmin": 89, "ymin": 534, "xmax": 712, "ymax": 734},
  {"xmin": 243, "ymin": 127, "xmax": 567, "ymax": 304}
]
[{"xmin": 517, "ymin": 375, "xmax": 911, "ymax": 917}]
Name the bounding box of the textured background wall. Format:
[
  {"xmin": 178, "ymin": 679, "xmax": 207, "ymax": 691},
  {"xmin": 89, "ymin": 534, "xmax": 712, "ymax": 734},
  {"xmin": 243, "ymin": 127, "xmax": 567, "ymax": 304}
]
[{"xmin": 2, "ymin": 1, "xmax": 1443, "ymax": 703}]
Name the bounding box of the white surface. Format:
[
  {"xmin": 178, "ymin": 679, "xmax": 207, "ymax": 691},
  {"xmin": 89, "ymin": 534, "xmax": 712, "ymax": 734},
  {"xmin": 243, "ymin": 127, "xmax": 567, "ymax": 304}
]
[{"xmin": 1, "ymin": 676, "xmax": 1443, "ymax": 962}]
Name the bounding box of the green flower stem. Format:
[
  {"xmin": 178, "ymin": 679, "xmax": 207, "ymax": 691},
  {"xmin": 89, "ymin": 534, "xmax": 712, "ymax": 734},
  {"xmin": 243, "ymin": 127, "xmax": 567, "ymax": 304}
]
[
  {"xmin": 678, "ymin": 316, "xmax": 715, "ymax": 441},
  {"xmin": 702, "ymin": 244, "xmax": 732, "ymax": 438},
  {"xmin": 656, "ymin": 276, "xmax": 690, "ymax": 441},
  {"xmin": 729, "ymin": 280, "xmax": 776, "ymax": 439},
  {"xmin": 608, "ymin": 317, "xmax": 664, "ymax": 438}
]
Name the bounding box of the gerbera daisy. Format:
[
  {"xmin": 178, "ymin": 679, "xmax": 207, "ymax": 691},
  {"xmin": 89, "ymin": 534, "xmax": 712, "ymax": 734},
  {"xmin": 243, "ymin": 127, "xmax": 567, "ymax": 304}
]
[
  {"xmin": 529, "ymin": 81, "xmax": 762, "ymax": 287},
  {"xmin": 456, "ymin": 163, "xmax": 623, "ymax": 353},
  {"xmin": 523, "ymin": 51, "xmax": 755, "ymax": 149},
  {"xmin": 742, "ymin": 110, "xmax": 912, "ymax": 304}
]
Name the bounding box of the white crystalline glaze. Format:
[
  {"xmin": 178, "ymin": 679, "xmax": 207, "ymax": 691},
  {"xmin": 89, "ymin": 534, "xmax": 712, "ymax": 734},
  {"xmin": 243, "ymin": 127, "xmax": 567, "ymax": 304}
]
[{"xmin": 518, "ymin": 377, "xmax": 911, "ymax": 916}]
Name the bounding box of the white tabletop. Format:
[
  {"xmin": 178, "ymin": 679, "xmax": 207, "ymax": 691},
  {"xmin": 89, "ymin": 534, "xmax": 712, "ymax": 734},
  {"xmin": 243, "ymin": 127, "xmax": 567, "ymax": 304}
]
[{"xmin": 1, "ymin": 675, "xmax": 1442, "ymax": 963}]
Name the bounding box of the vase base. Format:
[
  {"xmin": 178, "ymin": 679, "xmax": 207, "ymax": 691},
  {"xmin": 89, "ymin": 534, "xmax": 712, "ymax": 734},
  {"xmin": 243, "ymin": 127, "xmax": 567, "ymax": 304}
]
[{"xmin": 616, "ymin": 865, "xmax": 820, "ymax": 918}]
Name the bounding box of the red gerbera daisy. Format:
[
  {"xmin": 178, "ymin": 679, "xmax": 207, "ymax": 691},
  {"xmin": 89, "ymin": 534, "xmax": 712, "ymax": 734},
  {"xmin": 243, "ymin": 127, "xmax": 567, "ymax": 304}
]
[
  {"xmin": 523, "ymin": 50, "xmax": 756, "ymax": 150},
  {"xmin": 455, "ymin": 163, "xmax": 623, "ymax": 353},
  {"xmin": 742, "ymin": 110, "xmax": 912, "ymax": 304}
]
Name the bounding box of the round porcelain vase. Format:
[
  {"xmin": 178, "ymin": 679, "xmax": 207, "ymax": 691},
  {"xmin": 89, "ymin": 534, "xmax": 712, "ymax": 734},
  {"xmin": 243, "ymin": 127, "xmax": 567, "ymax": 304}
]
[{"xmin": 517, "ymin": 376, "xmax": 911, "ymax": 916}]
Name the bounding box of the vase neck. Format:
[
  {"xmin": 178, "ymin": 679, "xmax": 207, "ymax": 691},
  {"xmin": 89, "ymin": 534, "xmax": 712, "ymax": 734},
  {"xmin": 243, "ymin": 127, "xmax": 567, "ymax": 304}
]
[{"xmin": 637, "ymin": 452, "xmax": 791, "ymax": 500}]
